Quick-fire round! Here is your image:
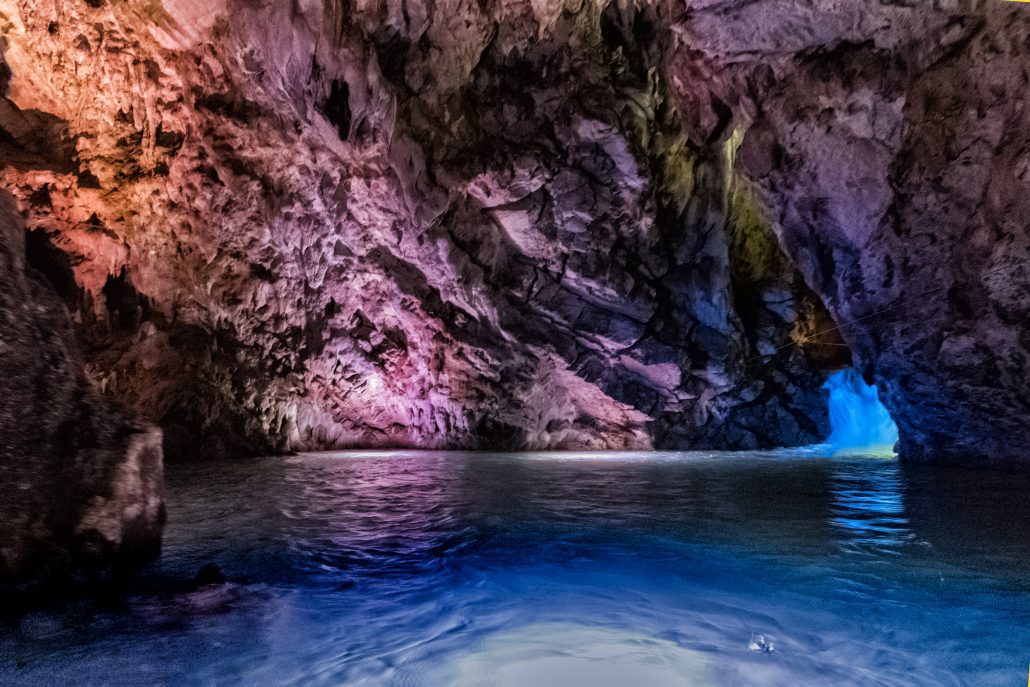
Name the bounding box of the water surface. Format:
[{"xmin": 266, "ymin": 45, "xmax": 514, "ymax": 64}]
[{"xmin": 2, "ymin": 448, "xmax": 1029, "ymax": 686}]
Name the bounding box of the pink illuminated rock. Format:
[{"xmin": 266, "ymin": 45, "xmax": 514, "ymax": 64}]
[{"xmin": 0, "ymin": 0, "xmax": 845, "ymax": 460}]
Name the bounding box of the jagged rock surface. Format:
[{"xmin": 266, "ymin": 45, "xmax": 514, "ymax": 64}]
[
  {"xmin": 0, "ymin": 0, "xmax": 842, "ymax": 459},
  {"xmin": 671, "ymin": 1, "xmax": 1030, "ymax": 464},
  {"xmin": 0, "ymin": 192, "xmax": 164, "ymax": 585},
  {"xmin": 4, "ymin": 0, "xmax": 1025, "ymax": 465}
]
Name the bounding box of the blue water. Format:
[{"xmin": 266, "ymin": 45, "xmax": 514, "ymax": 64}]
[
  {"xmin": 824, "ymin": 369, "xmax": 900, "ymax": 451},
  {"xmin": 2, "ymin": 449, "xmax": 1030, "ymax": 686}
]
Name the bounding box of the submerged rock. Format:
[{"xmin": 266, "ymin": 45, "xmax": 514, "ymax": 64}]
[
  {"xmin": 0, "ymin": 193, "xmax": 165, "ymax": 586},
  {"xmin": 192, "ymin": 564, "xmax": 226, "ymax": 588}
]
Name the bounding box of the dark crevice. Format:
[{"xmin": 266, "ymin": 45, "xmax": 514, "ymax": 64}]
[
  {"xmin": 321, "ymin": 79, "xmax": 352, "ymax": 140},
  {"xmin": 102, "ymin": 268, "xmax": 151, "ymax": 332},
  {"xmin": 24, "ymin": 229, "xmax": 80, "ymax": 306}
]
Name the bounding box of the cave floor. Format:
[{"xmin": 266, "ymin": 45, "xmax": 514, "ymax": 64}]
[{"xmin": 2, "ymin": 449, "xmax": 1027, "ymax": 686}]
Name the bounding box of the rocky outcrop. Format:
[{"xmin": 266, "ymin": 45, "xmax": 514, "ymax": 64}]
[
  {"xmin": 0, "ymin": 0, "xmax": 842, "ymax": 459},
  {"xmin": 0, "ymin": 192, "xmax": 164, "ymax": 585},
  {"xmin": 0, "ymin": 0, "xmax": 1024, "ymax": 465},
  {"xmin": 670, "ymin": 1, "xmax": 1030, "ymax": 464}
]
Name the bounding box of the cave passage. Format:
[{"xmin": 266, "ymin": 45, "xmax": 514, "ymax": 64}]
[{"xmin": 823, "ymin": 368, "xmax": 899, "ymax": 453}]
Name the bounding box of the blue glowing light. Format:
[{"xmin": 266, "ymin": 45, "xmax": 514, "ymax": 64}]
[{"xmin": 823, "ymin": 368, "xmax": 899, "ymax": 452}]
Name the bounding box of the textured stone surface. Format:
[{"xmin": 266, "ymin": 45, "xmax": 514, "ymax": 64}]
[
  {"xmin": 0, "ymin": 0, "xmax": 840, "ymax": 459},
  {"xmin": 1, "ymin": 0, "xmax": 1024, "ymax": 465},
  {"xmin": 670, "ymin": 1, "xmax": 1030, "ymax": 464},
  {"xmin": 0, "ymin": 192, "xmax": 164, "ymax": 585}
]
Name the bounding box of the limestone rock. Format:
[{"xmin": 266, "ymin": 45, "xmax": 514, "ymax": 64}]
[
  {"xmin": 5, "ymin": 0, "xmax": 1024, "ymax": 466},
  {"xmin": 0, "ymin": 0, "xmax": 839, "ymax": 459}
]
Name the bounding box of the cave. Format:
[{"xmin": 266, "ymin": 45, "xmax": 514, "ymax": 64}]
[{"xmin": 1, "ymin": 0, "xmax": 1029, "ymax": 684}]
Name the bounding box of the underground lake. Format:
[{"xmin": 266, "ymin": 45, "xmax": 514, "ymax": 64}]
[{"xmin": 3, "ymin": 445, "xmax": 1030, "ymax": 686}]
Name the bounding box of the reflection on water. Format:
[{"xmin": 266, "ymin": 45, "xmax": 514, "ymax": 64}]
[
  {"xmin": 830, "ymin": 457, "xmax": 914, "ymax": 555},
  {"xmin": 2, "ymin": 449, "xmax": 1030, "ymax": 686}
]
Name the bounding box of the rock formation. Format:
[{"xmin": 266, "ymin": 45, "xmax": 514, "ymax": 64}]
[
  {"xmin": 0, "ymin": 192, "xmax": 164, "ymax": 585},
  {"xmin": 0, "ymin": 0, "xmax": 1025, "ymax": 465},
  {"xmin": 0, "ymin": 0, "xmax": 843, "ymax": 459},
  {"xmin": 672, "ymin": 0, "xmax": 1030, "ymax": 464}
]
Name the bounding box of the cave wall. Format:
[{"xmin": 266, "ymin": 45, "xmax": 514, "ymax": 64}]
[
  {"xmin": 670, "ymin": 0, "xmax": 1030, "ymax": 464},
  {"xmin": 5, "ymin": 0, "xmax": 1024, "ymax": 465},
  {"xmin": 0, "ymin": 0, "xmax": 843, "ymax": 459},
  {"xmin": 0, "ymin": 191, "xmax": 164, "ymax": 585}
]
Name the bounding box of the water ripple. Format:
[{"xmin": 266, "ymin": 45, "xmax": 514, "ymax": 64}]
[{"xmin": 3, "ymin": 450, "xmax": 1030, "ymax": 686}]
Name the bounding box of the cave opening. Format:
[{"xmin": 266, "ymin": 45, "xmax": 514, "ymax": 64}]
[{"xmin": 823, "ymin": 367, "xmax": 899, "ymax": 453}]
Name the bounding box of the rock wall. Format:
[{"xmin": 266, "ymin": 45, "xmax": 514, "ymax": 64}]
[
  {"xmin": 0, "ymin": 191, "xmax": 164, "ymax": 585},
  {"xmin": 671, "ymin": 0, "xmax": 1030, "ymax": 465},
  {"xmin": 0, "ymin": 0, "xmax": 842, "ymax": 459},
  {"xmin": 2, "ymin": 0, "xmax": 1023, "ymax": 465}
]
